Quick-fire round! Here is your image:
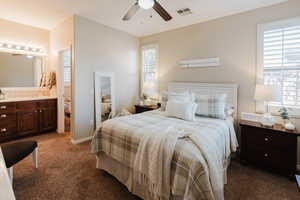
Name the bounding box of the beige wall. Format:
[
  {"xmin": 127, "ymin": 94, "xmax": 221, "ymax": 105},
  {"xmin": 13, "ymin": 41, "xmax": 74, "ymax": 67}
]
[
  {"xmin": 49, "ymin": 16, "xmax": 74, "ymax": 134},
  {"xmin": 0, "ymin": 18, "xmax": 49, "ymax": 70},
  {"xmin": 0, "ymin": 18, "xmax": 49, "ymax": 51},
  {"xmin": 73, "ymin": 16, "xmax": 139, "ymax": 140},
  {"xmin": 140, "ymin": 0, "xmax": 300, "ymax": 163},
  {"xmin": 49, "ymin": 16, "xmax": 74, "ymax": 72},
  {"xmin": 141, "ymin": 0, "xmax": 300, "ymax": 117}
]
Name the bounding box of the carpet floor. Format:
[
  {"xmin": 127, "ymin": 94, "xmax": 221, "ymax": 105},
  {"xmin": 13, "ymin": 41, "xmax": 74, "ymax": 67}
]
[{"xmin": 9, "ymin": 133, "xmax": 299, "ymax": 200}]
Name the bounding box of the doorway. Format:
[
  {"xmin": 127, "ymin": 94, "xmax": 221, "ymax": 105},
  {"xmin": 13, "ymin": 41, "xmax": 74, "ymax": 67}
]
[{"xmin": 58, "ymin": 48, "xmax": 72, "ymax": 134}]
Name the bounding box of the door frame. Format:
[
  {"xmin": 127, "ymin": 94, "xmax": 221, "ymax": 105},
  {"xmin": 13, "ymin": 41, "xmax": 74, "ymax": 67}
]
[
  {"xmin": 57, "ymin": 46, "xmax": 72, "ymax": 134},
  {"xmin": 94, "ymin": 72, "xmax": 116, "ymax": 130}
]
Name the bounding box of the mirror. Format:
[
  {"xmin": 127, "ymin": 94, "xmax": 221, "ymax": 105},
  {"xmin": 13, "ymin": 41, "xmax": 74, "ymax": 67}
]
[
  {"xmin": 100, "ymin": 77, "xmax": 112, "ymax": 121},
  {"xmin": 94, "ymin": 72, "xmax": 115, "ymax": 130},
  {"xmin": 0, "ymin": 51, "xmax": 43, "ymax": 87}
]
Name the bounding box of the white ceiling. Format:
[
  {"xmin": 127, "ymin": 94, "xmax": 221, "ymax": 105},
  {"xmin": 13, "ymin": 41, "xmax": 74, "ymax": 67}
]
[{"xmin": 0, "ymin": 0, "xmax": 288, "ymax": 37}]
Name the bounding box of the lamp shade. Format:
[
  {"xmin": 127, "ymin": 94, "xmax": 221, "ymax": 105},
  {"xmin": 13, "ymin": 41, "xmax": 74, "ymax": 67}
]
[
  {"xmin": 254, "ymin": 84, "xmax": 281, "ymax": 102},
  {"xmin": 143, "ymin": 82, "xmax": 157, "ymax": 97}
]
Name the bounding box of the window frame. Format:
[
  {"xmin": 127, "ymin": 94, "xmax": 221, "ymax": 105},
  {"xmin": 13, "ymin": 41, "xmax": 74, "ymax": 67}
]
[
  {"xmin": 257, "ymin": 17, "xmax": 300, "ymax": 117},
  {"xmin": 141, "ymin": 43, "xmax": 159, "ymax": 97},
  {"xmin": 63, "ymin": 49, "xmax": 71, "ymax": 86}
]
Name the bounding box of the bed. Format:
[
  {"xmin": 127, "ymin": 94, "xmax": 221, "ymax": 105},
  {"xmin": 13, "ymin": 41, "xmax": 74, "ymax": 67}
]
[{"xmin": 91, "ymin": 82, "xmax": 239, "ymax": 200}]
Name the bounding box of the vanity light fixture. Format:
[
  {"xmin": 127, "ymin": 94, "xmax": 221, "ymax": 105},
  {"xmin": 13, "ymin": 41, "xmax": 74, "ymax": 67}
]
[{"xmin": 0, "ymin": 42, "xmax": 46, "ymax": 56}]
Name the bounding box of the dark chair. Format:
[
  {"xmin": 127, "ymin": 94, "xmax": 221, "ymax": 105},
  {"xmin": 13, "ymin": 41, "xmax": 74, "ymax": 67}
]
[{"xmin": 1, "ymin": 140, "xmax": 38, "ymax": 183}]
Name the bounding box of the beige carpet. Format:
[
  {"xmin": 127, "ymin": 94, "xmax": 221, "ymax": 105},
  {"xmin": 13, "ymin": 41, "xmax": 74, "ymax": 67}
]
[{"xmin": 8, "ymin": 133, "xmax": 299, "ymax": 200}]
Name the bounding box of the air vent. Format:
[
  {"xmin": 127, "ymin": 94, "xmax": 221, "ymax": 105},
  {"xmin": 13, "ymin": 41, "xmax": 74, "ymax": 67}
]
[{"xmin": 177, "ymin": 8, "xmax": 192, "ymax": 16}]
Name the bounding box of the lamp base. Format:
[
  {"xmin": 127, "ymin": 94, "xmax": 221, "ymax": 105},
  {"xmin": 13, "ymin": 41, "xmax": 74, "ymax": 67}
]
[{"xmin": 260, "ymin": 113, "xmax": 276, "ymax": 127}]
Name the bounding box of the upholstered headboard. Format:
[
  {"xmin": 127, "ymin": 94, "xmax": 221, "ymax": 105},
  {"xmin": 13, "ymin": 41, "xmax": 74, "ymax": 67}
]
[{"xmin": 168, "ymin": 82, "xmax": 239, "ymax": 121}]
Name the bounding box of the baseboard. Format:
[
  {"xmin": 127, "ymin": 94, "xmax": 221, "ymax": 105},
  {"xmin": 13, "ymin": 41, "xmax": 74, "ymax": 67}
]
[{"xmin": 71, "ymin": 136, "xmax": 93, "ymax": 144}]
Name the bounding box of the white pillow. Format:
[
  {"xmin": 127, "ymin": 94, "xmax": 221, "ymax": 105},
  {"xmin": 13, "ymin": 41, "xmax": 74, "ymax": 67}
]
[
  {"xmin": 168, "ymin": 91, "xmax": 194, "ymax": 102},
  {"xmin": 195, "ymin": 94, "xmax": 227, "ymax": 119},
  {"xmin": 161, "ymin": 91, "xmax": 194, "ymax": 111},
  {"xmin": 165, "ymin": 100, "xmax": 198, "ymax": 121}
]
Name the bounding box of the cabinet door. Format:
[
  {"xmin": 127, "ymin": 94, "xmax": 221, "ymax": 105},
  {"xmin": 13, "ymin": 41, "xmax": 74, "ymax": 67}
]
[
  {"xmin": 17, "ymin": 111, "xmax": 39, "ymax": 135},
  {"xmin": 39, "ymin": 108, "xmax": 57, "ymax": 132}
]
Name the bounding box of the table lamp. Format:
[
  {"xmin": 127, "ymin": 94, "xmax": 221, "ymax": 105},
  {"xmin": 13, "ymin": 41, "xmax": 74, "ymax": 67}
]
[
  {"xmin": 254, "ymin": 84, "xmax": 280, "ymax": 127},
  {"xmin": 143, "ymin": 82, "xmax": 157, "ymax": 105}
]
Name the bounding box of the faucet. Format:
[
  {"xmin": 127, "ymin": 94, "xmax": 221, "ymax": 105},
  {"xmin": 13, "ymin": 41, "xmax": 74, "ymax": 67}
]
[{"xmin": 0, "ymin": 89, "xmax": 6, "ymax": 100}]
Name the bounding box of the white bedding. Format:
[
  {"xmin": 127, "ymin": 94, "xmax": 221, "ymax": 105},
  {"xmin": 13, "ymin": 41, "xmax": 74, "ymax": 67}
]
[{"xmin": 91, "ymin": 110, "xmax": 238, "ymax": 200}]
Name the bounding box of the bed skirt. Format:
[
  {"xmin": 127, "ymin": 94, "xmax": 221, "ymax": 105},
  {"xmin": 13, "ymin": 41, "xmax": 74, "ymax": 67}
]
[{"xmin": 96, "ymin": 152, "xmax": 231, "ymax": 200}]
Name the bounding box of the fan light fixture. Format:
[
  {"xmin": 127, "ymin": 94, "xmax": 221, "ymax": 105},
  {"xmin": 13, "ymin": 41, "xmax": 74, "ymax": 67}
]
[{"xmin": 138, "ymin": 0, "xmax": 154, "ymax": 10}]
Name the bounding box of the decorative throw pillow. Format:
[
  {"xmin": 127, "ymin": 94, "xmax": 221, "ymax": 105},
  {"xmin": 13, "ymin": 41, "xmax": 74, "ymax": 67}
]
[
  {"xmin": 225, "ymin": 106, "xmax": 235, "ymax": 117},
  {"xmin": 160, "ymin": 91, "xmax": 194, "ymax": 111},
  {"xmin": 195, "ymin": 94, "xmax": 227, "ymax": 119},
  {"xmin": 165, "ymin": 100, "xmax": 198, "ymax": 121}
]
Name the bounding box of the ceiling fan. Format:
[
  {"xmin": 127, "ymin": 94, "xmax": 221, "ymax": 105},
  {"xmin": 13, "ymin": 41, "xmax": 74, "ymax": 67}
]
[{"xmin": 122, "ymin": 0, "xmax": 172, "ymax": 22}]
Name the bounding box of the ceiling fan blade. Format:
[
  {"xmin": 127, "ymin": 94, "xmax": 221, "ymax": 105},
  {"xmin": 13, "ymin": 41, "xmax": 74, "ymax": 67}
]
[
  {"xmin": 153, "ymin": 1, "xmax": 172, "ymax": 21},
  {"xmin": 122, "ymin": 2, "xmax": 140, "ymax": 21}
]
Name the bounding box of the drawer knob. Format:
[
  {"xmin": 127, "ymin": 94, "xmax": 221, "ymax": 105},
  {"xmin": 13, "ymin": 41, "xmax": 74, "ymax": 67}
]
[
  {"xmin": 1, "ymin": 128, "xmax": 7, "ymax": 133},
  {"xmin": 264, "ymin": 138, "xmax": 269, "ymax": 141},
  {"xmin": 0, "ymin": 106, "xmax": 7, "ymax": 110},
  {"xmin": 264, "ymin": 153, "xmax": 268, "ymax": 157},
  {"xmin": 0, "ymin": 114, "xmax": 7, "ymax": 118}
]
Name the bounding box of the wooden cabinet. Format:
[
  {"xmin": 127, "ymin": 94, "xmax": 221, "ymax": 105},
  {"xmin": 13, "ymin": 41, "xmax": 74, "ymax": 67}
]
[
  {"xmin": 39, "ymin": 99, "xmax": 57, "ymax": 132},
  {"xmin": 0, "ymin": 99, "xmax": 57, "ymax": 143},
  {"xmin": 240, "ymin": 120, "xmax": 299, "ymax": 176},
  {"xmin": 135, "ymin": 104, "xmax": 159, "ymax": 114},
  {"xmin": 17, "ymin": 111, "xmax": 39, "ymax": 136}
]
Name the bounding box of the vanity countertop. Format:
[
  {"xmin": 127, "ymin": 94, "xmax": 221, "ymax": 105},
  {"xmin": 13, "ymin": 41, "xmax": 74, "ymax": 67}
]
[{"xmin": 0, "ymin": 96, "xmax": 57, "ymax": 103}]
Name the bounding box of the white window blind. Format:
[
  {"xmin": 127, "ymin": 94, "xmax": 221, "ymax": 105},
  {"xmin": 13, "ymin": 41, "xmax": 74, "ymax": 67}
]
[
  {"xmin": 141, "ymin": 44, "xmax": 159, "ymax": 98},
  {"xmin": 142, "ymin": 46, "xmax": 157, "ymax": 82},
  {"xmin": 262, "ymin": 22, "xmax": 300, "ymax": 107},
  {"xmin": 64, "ymin": 49, "xmax": 71, "ymax": 84}
]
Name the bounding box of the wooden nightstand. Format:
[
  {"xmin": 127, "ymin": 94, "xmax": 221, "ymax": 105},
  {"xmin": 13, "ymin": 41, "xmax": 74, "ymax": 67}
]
[
  {"xmin": 240, "ymin": 120, "xmax": 300, "ymax": 177},
  {"xmin": 135, "ymin": 104, "xmax": 159, "ymax": 114}
]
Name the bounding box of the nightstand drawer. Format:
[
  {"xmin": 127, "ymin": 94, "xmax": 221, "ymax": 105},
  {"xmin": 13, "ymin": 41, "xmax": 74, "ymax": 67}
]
[
  {"xmin": 135, "ymin": 105, "xmax": 159, "ymax": 114},
  {"xmin": 247, "ymin": 147, "xmax": 293, "ymax": 171},
  {"xmin": 240, "ymin": 120, "xmax": 299, "ymax": 176},
  {"xmin": 244, "ymin": 126, "xmax": 292, "ymax": 149}
]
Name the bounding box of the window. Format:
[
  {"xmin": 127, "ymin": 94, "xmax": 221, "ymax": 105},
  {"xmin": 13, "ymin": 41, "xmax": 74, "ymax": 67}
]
[
  {"xmin": 258, "ymin": 18, "xmax": 300, "ymax": 109},
  {"xmin": 141, "ymin": 44, "xmax": 158, "ymax": 97},
  {"xmin": 64, "ymin": 49, "xmax": 71, "ymax": 84},
  {"xmin": 142, "ymin": 45, "xmax": 158, "ymax": 82}
]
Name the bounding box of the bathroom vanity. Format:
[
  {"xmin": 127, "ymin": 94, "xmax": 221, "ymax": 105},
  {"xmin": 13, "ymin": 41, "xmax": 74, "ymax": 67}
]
[{"xmin": 0, "ymin": 97, "xmax": 57, "ymax": 142}]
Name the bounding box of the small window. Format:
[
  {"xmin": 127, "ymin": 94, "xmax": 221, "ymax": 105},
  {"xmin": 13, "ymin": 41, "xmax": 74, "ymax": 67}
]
[
  {"xmin": 258, "ymin": 18, "xmax": 300, "ymax": 109},
  {"xmin": 142, "ymin": 45, "xmax": 158, "ymax": 82},
  {"xmin": 141, "ymin": 44, "xmax": 159, "ymax": 97},
  {"xmin": 64, "ymin": 49, "xmax": 71, "ymax": 84}
]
